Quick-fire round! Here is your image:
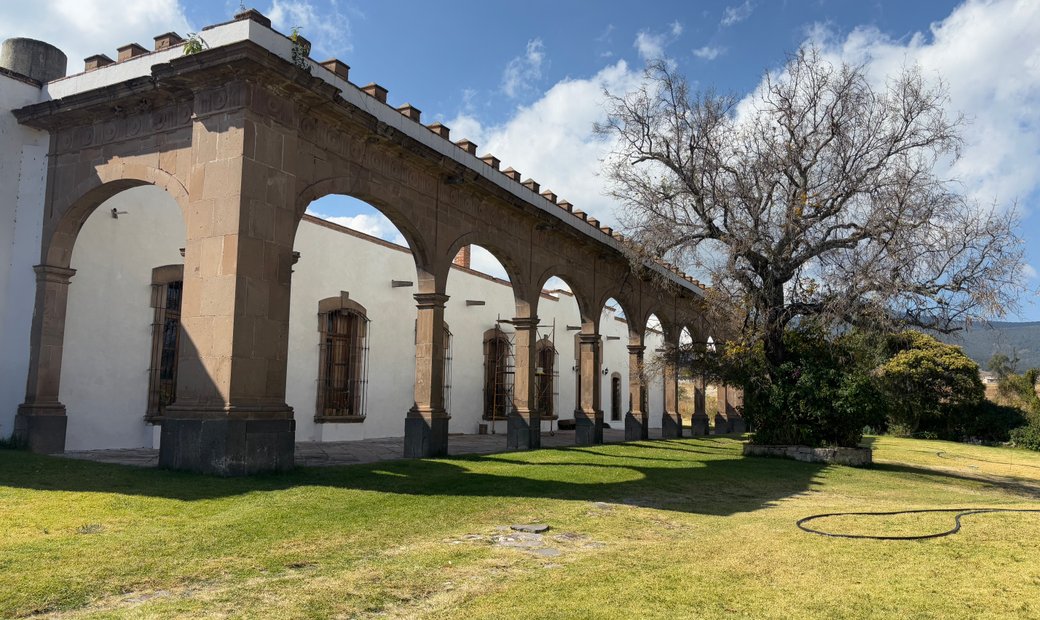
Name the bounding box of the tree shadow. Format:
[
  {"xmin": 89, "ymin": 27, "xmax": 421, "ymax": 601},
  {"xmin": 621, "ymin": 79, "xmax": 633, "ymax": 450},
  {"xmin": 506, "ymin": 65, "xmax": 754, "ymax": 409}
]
[
  {"xmin": 871, "ymin": 462, "xmax": 1040, "ymax": 500},
  {"xmin": 0, "ymin": 439, "xmax": 827, "ymax": 517}
]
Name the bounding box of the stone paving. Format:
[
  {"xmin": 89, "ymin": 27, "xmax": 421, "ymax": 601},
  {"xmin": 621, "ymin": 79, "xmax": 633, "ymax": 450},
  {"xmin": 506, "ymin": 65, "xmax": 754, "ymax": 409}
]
[{"xmin": 60, "ymin": 427, "xmax": 664, "ymax": 469}]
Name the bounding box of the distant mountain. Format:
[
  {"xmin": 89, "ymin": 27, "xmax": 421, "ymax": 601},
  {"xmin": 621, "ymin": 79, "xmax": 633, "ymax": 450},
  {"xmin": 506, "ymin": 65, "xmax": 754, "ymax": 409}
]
[{"xmin": 935, "ymin": 322, "xmax": 1040, "ymax": 371}]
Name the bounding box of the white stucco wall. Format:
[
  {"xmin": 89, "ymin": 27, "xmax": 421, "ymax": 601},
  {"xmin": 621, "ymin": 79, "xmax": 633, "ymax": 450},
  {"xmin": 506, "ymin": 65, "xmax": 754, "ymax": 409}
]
[
  {"xmin": 60, "ymin": 187, "xmax": 186, "ymax": 450},
  {"xmin": 0, "ymin": 73, "xmax": 47, "ymax": 439},
  {"xmin": 53, "ymin": 187, "xmax": 666, "ymax": 450}
]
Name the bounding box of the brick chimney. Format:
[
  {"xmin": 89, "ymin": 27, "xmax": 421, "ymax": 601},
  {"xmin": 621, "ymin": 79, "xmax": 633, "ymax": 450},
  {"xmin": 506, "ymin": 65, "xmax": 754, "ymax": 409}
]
[{"xmin": 453, "ymin": 245, "xmax": 471, "ymax": 269}]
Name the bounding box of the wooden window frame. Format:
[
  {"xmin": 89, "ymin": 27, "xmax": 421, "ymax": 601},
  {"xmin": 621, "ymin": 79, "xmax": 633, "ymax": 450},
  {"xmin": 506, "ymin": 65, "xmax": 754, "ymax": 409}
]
[
  {"xmin": 535, "ymin": 337, "xmax": 558, "ymax": 420},
  {"xmin": 145, "ymin": 264, "xmax": 184, "ymax": 423},
  {"xmin": 315, "ymin": 295, "xmax": 370, "ymax": 423},
  {"xmin": 483, "ymin": 327, "xmax": 513, "ymax": 421}
]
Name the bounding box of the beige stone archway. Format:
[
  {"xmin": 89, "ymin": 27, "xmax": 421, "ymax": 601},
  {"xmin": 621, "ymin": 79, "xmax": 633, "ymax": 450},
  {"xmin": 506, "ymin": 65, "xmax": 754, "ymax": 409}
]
[{"xmin": 12, "ymin": 13, "xmax": 708, "ymax": 473}]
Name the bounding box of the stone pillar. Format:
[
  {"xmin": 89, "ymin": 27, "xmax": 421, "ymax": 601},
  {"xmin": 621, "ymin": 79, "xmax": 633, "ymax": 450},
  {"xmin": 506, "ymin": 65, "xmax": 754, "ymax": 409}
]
[
  {"xmin": 13, "ymin": 264, "xmax": 76, "ymax": 454},
  {"xmin": 714, "ymin": 384, "xmax": 731, "ymax": 434},
  {"xmin": 624, "ymin": 343, "xmax": 649, "ymax": 441},
  {"xmin": 690, "ymin": 374, "xmax": 710, "ymax": 436},
  {"xmin": 728, "ymin": 385, "xmax": 747, "ymax": 433},
  {"xmin": 405, "ymin": 292, "xmax": 450, "ymax": 457},
  {"xmin": 575, "ymin": 331, "xmax": 603, "ymax": 445},
  {"xmin": 159, "ymin": 86, "xmax": 297, "ymax": 475},
  {"xmin": 508, "ymin": 316, "xmax": 541, "ymax": 450},
  {"xmin": 661, "ymin": 343, "xmax": 682, "ymax": 438}
]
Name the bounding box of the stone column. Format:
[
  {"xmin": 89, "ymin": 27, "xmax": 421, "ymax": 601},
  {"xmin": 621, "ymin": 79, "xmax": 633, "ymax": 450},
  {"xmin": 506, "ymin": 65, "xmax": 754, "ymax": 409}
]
[
  {"xmin": 575, "ymin": 331, "xmax": 603, "ymax": 445},
  {"xmin": 689, "ymin": 374, "xmax": 710, "ymax": 435},
  {"xmin": 508, "ymin": 316, "xmax": 541, "ymax": 450},
  {"xmin": 661, "ymin": 343, "xmax": 682, "ymax": 438},
  {"xmin": 13, "ymin": 264, "xmax": 76, "ymax": 454},
  {"xmin": 714, "ymin": 384, "xmax": 731, "ymax": 434},
  {"xmin": 728, "ymin": 385, "xmax": 747, "ymax": 433},
  {"xmin": 624, "ymin": 343, "xmax": 649, "ymax": 441},
  {"xmin": 405, "ymin": 292, "xmax": 450, "ymax": 457},
  {"xmin": 159, "ymin": 84, "xmax": 297, "ymax": 475}
]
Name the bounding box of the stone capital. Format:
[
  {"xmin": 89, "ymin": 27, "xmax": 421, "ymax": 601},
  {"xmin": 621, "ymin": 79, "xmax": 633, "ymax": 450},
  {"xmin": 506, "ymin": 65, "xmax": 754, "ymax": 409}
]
[
  {"xmin": 32, "ymin": 264, "xmax": 76, "ymax": 284},
  {"xmin": 578, "ymin": 332, "xmax": 601, "ymax": 346},
  {"xmin": 510, "ymin": 316, "xmax": 540, "ymax": 331},
  {"xmin": 412, "ymin": 292, "xmax": 450, "ymax": 309}
]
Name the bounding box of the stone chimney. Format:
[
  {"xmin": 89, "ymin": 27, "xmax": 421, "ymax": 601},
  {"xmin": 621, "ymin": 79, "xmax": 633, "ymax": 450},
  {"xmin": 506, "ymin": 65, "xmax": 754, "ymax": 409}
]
[{"xmin": 453, "ymin": 245, "xmax": 471, "ymax": 269}]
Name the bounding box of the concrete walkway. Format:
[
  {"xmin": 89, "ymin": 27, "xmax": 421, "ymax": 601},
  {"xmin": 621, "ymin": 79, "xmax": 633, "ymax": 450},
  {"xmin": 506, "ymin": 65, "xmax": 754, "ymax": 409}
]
[{"xmin": 61, "ymin": 427, "xmax": 665, "ymax": 468}]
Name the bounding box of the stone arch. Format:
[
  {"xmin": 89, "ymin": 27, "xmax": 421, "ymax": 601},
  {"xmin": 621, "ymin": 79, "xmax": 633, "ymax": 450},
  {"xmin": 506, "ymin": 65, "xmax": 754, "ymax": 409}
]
[
  {"xmin": 44, "ymin": 167, "xmax": 189, "ymax": 268},
  {"xmin": 296, "ymin": 177, "xmax": 436, "ymax": 286},
  {"xmin": 444, "ymin": 232, "xmax": 530, "ymax": 307},
  {"xmin": 532, "ymin": 267, "xmax": 596, "ymax": 326}
]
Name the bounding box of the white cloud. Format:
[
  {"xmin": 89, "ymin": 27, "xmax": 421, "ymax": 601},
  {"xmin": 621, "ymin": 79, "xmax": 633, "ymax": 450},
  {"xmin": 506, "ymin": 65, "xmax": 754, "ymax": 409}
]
[
  {"xmin": 0, "ymin": 0, "xmax": 192, "ymax": 73},
  {"xmin": 721, "ymin": 1, "xmax": 754, "ymax": 27},
  {"xmin": 306, "ymin": 209, "xmax": 407, "ymax": 246},
  {"xmin": 634, "ymin": 21, "xmax": 685, "ymax": 63},
  {"xmin": 267, "ymin": 0, "xmax": 352, "ymax": 58},
  {"xmin": 446, "ymin": 60, "xmax": 644, "ymax": 232},
  {"xmin": 800, "ymin": 0, "xmax": 1040, "ymax": 210},
  {"xmin": 501, "ymin": 38, "xmax": 546, "ymax": 98},
  {"xmin": 1022, "ymin": 263, "xmax": 1038, "ymax": 280},
  {"xmin": 634, "ymin": 30, "xmax": 668, "ymax": 61},
  {"xmin": 693, "ymin": 45, "xmax": 724, "ymax": 60}
]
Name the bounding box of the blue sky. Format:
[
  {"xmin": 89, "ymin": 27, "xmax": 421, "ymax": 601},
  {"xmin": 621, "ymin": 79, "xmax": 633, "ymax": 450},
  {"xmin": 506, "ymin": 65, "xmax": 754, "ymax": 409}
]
[{"xmin": 4, "ymin": 1, "xmax": 1040, "ymax": 319}]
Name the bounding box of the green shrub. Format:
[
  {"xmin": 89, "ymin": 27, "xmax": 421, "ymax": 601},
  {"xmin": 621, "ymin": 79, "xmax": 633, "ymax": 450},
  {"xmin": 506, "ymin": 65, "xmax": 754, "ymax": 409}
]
[
  {"xmin": 876, "ymin": 332, "xmax": 985, "ymax": 436},
  {"xmin": 1010, "ymin": 423, "xmax": 1040, "ymax": 451},
  {"xmin": 744, "ymin": 329, "xmax": 886, "ymax": 448}
]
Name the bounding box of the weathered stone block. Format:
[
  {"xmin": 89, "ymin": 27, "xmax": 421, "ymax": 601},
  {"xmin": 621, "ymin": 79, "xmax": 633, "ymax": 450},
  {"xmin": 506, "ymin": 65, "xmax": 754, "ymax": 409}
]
[
  {"xmin": 742, "ymin": 443, "xmax": 872, "ymax": 467},
  {"xmin": 158, "ymin": 417, "xmax": 295, "ymax": 475},
  {"xmin": 404, "ymin": 415, "xmax": 448, "ymax": 457}
]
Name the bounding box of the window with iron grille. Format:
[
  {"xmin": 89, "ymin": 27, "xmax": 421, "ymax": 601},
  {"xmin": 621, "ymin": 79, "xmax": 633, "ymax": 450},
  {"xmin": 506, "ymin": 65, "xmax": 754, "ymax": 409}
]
[
  {"xmin": 535, "ymin": 337, "xmax": 557, "ymax": 419},
  {"xmin": 316, "ymin": 296, "xmax": 369, "ymax": 422},
  {"xmin": 146, "ymin": 265, "xmax": 184, "ymax": 421},
  {"xmin": 483, "ymin": 327, "xmax": 513, "ymax": 421}
]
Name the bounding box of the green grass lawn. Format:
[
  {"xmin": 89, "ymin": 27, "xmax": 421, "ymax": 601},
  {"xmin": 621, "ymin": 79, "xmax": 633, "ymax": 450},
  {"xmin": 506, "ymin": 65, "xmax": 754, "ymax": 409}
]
[{"xmin": 2, "ymin": 436, "xmax": 1039, "ymax": 619}]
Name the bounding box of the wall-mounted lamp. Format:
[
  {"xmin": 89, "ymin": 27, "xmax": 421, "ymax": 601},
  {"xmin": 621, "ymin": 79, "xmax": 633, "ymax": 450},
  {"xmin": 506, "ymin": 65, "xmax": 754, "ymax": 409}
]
[{"xmin": 111, "ymin": 207, "xmax": 128, "ymax": 219}]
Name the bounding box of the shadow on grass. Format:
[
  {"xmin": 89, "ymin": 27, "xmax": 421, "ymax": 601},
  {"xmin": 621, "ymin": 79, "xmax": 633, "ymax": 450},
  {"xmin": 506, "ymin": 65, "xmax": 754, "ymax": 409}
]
[
  {"xmin": 0, "ymin": 438, "xmax": 834, "ymax": 516},
  {"xmin": 871, "ymin": 462, "xmax": 1040, "ymax": 500}
]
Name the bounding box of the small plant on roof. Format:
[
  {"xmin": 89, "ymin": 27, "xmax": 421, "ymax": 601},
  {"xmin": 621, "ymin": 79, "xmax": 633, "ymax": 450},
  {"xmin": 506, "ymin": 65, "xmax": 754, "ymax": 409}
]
[
  {"xmin": 289, "ymin": 26, "xmax": 311, "ymax": 69},
  {"xmin": 182, "ymin": 32, "xmax": 207, "ymax": 55}
]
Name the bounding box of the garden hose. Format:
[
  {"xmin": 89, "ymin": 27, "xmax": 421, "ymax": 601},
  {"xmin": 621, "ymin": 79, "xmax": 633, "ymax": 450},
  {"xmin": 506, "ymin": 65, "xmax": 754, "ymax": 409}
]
[{"xmin": 797, "ymin": 508, "xmax": 1040, "ymax": 540}]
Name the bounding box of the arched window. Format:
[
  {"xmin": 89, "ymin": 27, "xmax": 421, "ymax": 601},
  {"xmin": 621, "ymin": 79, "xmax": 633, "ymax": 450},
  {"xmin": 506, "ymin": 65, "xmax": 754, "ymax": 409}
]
[
  {"xmin": 536, "ymin": 336, "xmax": 558, "ymax": 419},
  {"xmin": 483, "ymin": 327, "xmax": 513, "ymax": 420},
  {"xmin": 147, "ymin": 264, "xmax": 184, "ymax": 420},
  {"xmin": 316, "ymin": 295, "xmax": 369, "ymax": 421}
]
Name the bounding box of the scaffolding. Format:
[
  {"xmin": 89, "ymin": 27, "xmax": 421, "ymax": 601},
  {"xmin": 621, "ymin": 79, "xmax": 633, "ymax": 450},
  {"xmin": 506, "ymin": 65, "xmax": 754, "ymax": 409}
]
[{"xmin": 484, "ymin": 317, "xmax": 558, "ymax": 435}]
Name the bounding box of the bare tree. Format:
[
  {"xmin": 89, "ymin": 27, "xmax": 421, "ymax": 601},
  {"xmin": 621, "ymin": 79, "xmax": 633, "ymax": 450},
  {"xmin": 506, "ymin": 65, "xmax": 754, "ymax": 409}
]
[{"xmin": 600, "ymin": 47, "xmax": 1025, "ymax": 375}]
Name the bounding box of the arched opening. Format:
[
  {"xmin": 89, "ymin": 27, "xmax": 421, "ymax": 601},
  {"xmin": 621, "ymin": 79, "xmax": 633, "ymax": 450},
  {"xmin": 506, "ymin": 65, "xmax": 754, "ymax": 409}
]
[
  {"xmin": 598, "ymin": 296, "xmax": 630, "ymax": 429},
  {"xmin": 61, "ymin": 185, "xmax": 187, "ymax": 450},
  {"xmin": 643, "ymin": 313, "xmax": 665, "ymax": 425},
  {"xmin": 678, "ymin": 326, "xmax": 695, "ymax": 422},
  {"xmin": 445, "ymin": 242, "xmax": 524, "ymax": 435},
  {"xmin": 532, "ymin": 275, "xmax": 584, "ymax": 428},
  {"xmin": 293, "ymin": 194, "xmax": 428, "ymax": 442}
]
